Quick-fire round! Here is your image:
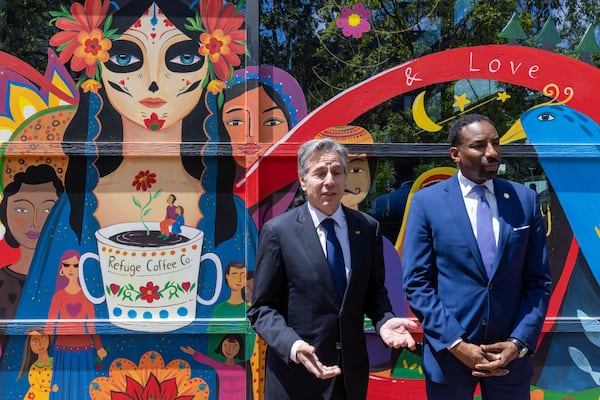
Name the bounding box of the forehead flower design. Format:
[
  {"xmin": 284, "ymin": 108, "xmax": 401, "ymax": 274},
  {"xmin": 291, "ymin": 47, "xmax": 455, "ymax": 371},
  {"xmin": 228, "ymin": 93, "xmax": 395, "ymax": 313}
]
[
  {"xmin": 336, "ymin": 2, "xmax": 372, "ymax": 39},
  {"xmin": 49, "ymin": 0, "xmax": 118, "ymax": 92}
]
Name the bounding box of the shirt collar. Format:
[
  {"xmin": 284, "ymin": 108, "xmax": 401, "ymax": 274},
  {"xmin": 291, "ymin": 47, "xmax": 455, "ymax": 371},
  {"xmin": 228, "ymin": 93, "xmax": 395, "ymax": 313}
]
[
  {"xmin": 306, "ymin": 202, "xmax": 345, "ymax": 228},
  {"xmin": 457, "ymin": 170, "xmax": 495, "ymax": 197}
]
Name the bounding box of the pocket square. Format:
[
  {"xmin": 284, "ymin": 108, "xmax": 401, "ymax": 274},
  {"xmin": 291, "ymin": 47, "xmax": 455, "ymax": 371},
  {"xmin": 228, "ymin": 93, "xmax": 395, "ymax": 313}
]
[{"xmin": 513, "ymin": 225, "xmax": 530, "ymax": 231}]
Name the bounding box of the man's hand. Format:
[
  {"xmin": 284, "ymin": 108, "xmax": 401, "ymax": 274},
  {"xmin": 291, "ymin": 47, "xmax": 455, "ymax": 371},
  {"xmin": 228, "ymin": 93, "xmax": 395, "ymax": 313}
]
[
  {"xmin": 448, "ymin": 341, "xmax": 509, "ymax": 377},
  {"xmin": 379, "ymin": 318, "xmax": 418, "ymax": 350},
  {"xmin": 296, "ymin": 341, "xmax": 342, "ymax": 380},
  {"xmin": 472, "ymin": 341, "xmax": 519, "ymax": 377}
]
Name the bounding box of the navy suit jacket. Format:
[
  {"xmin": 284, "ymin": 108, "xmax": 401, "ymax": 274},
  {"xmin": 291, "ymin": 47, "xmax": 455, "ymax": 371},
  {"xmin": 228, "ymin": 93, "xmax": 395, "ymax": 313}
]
[
  {"xmin": 402, "ymin": 175, "xmax": 551, "ymax": 385},
  {"xmin": 247, "ymin": 203, "xmax": 394, "ymax": 399}
]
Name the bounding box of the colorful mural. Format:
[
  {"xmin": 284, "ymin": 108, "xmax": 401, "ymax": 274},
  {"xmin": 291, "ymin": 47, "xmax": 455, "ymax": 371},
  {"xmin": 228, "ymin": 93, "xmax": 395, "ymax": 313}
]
[{"xmin": 1, "ymin": 0, "xmax": 600, "ymax": 399}]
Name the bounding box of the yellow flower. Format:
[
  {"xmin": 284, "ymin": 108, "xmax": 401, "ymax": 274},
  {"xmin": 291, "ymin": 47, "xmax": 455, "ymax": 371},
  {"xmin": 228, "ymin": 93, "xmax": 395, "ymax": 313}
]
[
  {"xmin": 206, "ymin": 79, "xmax": 227, "ymax": 95},
  {"xmin": 81, "ymin": 79, "xmax": 102, "ymax": 93}
]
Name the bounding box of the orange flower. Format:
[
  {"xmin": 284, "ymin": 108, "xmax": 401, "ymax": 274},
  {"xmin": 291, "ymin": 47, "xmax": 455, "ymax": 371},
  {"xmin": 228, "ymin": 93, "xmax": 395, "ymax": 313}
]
[
  {"xmin": 50, "ymin": 0, "xmax": 112, "ymax": 78},
  {"xmin": 197, "ymin": 0, "xmax": 246, "ymax": 80}
]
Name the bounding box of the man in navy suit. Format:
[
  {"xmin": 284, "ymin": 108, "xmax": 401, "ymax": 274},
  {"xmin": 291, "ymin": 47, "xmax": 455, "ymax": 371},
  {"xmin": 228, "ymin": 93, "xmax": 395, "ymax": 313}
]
[
  {"xmin": 402, "ymin": 114, "xmax": 552, "ymax": 399},
  {"xmin": 247, "ymin": 138, "xmax": 417, "ymax": 399}
]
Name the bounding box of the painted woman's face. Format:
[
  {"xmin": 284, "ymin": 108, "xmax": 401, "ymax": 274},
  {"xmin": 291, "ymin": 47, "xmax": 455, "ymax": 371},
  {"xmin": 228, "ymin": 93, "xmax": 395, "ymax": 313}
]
[
  {"xmin": 28, "ymin": 332, "xmax": 50, "ymax": 355},
  {"xmin": 342, "ymin": 155, "xmax": 371, "ymax": 209},
  {"xmin": 222, "ymin": 86, "xmax": 290, "ymax": 167},
  {"xmin": 222, "ymin": 338, "xmax": 241, "ymax": 359},
  {"xmin": 60, "ymin": 255, "xmax": 80, "ymax": 281},
  {"xmin": 102, "ymin": 4, "xmax": 208, "ymax": 131},
  {"xmin": 6, "ymin": 182, "xmax": 58, "ymax": 250}
]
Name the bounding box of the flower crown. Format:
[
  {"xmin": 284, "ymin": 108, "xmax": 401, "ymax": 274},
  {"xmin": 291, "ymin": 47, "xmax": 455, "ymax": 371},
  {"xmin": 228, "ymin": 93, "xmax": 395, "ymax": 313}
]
[{"xmin": 49, "ymin": 0, "xmax": 246, "ymax": 100}]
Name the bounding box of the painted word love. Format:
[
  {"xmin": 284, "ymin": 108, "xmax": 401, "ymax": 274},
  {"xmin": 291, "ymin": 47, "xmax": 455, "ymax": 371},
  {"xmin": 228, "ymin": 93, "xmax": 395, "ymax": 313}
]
[{"xmin": 469, "ymin": 51, "xmax": 540, "ymax": 79}]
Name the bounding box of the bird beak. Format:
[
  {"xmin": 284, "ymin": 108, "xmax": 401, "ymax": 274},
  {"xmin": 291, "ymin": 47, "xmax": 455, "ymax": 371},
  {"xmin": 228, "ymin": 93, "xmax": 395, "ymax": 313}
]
[{"xmin": 500, "ymin": 119, "xmax": 526, "ymax": 145}]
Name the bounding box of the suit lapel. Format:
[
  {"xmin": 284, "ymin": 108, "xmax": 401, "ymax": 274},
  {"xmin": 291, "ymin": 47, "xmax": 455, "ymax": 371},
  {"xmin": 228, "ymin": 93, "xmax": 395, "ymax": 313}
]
[
  {"xmin": 491, "ymin": 179, "xmax": 514, "ymax": 277},
  {"xmin": 296, "ymin": 204, "xmax": 340, "ymax": 300},
  {"xmin": 344, "ymin": 208, "xmax": 362, "ymax": 299},
  {"xmin": 445, "ymin": 176, "xmax": 489, "ymax": 278}
]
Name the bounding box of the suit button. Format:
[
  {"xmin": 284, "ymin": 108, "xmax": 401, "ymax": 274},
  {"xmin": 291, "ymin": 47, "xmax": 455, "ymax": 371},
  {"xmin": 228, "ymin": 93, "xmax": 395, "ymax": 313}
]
[
  {"xmin": 481, "ymin": 320, "xmax": 487, "ymax": 326},
  {"xmin": 335, "ymin": 342, "xmax": 342, "ymax": 350},
  {"xmin": 488, "ymin": 283, "xmax": 493, "ymax": 290}
]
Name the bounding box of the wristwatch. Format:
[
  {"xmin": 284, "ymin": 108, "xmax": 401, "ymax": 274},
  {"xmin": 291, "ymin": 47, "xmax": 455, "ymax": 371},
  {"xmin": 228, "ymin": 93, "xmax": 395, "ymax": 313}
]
[{"xmin": 507, "ymin": 337, "xmax": 529, "ymax": 358}]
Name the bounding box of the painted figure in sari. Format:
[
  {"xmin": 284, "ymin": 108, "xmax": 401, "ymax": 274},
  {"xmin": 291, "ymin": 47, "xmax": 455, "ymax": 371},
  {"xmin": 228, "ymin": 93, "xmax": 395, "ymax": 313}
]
[
  {"xmin": 0, "ymin": 165, "xmax": 63, "ymax": 356},
  {"xmin": 224, "ymin": 66, "xmax": 308, "ymax": 228},
  {"xmin": 45, "ymin": 249, "xmax": 107, "ymax": 400},
  {"xmin": 18, "ymin": 328, "xmax": 59, "ymax": 400},
  {"xmin": 181, "ymin": 334, "xmax": 247, "ymax": 400},
  {"xmin": 0, "ymin": 0, "xmax": 254, "ymax": 398}
]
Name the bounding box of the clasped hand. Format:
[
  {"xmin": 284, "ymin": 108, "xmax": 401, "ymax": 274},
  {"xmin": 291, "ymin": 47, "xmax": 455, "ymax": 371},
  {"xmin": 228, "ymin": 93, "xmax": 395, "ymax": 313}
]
[{"xmin": 450, "ymin": 341, "xmax": 520, "ymax": 377}]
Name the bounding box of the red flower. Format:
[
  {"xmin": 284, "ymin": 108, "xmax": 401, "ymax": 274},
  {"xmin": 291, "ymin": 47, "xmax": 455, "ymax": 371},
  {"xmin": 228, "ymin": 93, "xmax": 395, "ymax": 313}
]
[
  {"xmin": 198, "ymin": 0, "xmax": 246, "ymax": 81},
  {"xmin": 131, "ymin": 170, "xmax": 157, "ymax": 192},
  {"xmin": 111, "ymin": 374, "xmax": 194, "ymax": 400},
  {"xmin": 50, "ymin": 0, "xmax": 112, "ymax": 78},
  {"xmin": 139, "ymin": 282, "xmax": 160, "ymax": 304},
  {"xmin": 143, "ymin": 112, "xmax": 166, "ymax": 131}
]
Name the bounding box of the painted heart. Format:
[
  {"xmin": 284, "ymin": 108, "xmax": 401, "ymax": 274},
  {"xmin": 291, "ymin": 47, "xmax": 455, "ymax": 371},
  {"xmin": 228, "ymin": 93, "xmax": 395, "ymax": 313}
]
[
  {"xmin": 182, "ymin": 282, "xmax": 191, "ymax": 291},
  {"xmin": 151, "ymin": 33, "xmax": 156, "ymax": 39},
  {"xmin": 66, "ymin": 302, "xmax": 82, "ymax": 317},
  {"xmin": 110, "ymin": 283, "xmax": 120, "ymax": 295}
]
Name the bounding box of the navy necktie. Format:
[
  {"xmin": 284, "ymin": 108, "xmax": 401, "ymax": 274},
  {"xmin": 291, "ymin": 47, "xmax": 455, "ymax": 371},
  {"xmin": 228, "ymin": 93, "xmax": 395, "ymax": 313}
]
[
  {"xmin": 473, "ymin": 185, "xmax": 496, "ymax": 276},
  {"xmin": 322, "ymin": 218, "xmax": 347, "ymax": 299}
]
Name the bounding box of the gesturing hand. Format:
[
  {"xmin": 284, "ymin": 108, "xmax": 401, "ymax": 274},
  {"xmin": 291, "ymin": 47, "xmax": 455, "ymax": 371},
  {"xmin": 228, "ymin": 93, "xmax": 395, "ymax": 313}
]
[
  {"xmin": 296, "ymin": 341, "xmax": 342, "ymax": 380},
  {"xmin": 379, "ymin": 318, "xmax": 418, "ymax": 350}
]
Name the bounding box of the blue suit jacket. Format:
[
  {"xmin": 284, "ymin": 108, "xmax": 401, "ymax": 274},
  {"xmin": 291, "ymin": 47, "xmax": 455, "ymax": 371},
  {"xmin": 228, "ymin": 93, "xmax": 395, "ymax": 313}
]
[
  {"xmin": 247, "ymin": 203, "xmax": 394, "ymax": 399},
  {"xmin": 402, "ymin": 175, "xmax": 551, "ymax": 385}
]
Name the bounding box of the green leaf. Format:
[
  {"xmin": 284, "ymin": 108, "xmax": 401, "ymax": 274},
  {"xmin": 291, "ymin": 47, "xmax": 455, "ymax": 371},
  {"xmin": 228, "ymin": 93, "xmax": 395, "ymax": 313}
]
[{"xmin": 132, "ymin": 195, "xmax": 142, "ymax": 208}]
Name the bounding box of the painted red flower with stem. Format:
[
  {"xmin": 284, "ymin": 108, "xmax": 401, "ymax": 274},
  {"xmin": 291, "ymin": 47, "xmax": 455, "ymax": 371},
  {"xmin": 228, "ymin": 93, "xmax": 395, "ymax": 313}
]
[{"xmin": 132, "ymin": 170, "xmax": 162, "ymax": 235}]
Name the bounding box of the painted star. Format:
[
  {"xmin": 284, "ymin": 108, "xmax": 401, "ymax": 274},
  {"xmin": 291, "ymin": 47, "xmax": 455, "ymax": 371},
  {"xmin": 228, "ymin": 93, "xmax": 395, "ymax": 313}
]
[
  {"xmin": 496, "ymin": 91, "xmax": 511, "ymax": 102},
  {"xmin": 453, "ymin": 93, "xmax": 471, "ymax": 112}
]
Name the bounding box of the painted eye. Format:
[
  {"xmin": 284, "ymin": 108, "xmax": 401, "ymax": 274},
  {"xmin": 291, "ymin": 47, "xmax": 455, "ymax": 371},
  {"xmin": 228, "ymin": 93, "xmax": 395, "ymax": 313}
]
[
  {"xmin": 226, "ymin": 119, "xmax": 244, "ymax": 127},
  {"xmin": 105, "ymin": 40, "xmax": 143, "ymax": 73},
  {"xmin": 166, "ymin": 41, "xmax": 205, "ymax": 73},
  {"xmin": 537, "ymin": 113, "xmax": 555, "ymax": 122},
  {"xmin": 110, "ymin": 53, "xmax": 140, "ymax": 66},
  {"xmin": 14, "ymin": 207, "xmax": 29, "ymax": 213},
  {"xmin": 350, "ymin": 167, "xmax": 363, "ymax": 174},
  {"xmin": 170, "ymin": 53, "xmax": 201, "ymax": 66},
  {"xmin": 264, "ymin": 118, "xmax": 283, "ymax": 127}
]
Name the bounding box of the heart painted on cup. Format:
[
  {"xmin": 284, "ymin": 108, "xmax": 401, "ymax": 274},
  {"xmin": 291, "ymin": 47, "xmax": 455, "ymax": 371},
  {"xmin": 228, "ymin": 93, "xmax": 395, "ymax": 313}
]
[
  {"xmin": 182, "ymin": 282, "xmax": 191, "ymax": 292},
  {"xmin": 110, "ymin": 284, "xmax": 120, "ymax": 295}
]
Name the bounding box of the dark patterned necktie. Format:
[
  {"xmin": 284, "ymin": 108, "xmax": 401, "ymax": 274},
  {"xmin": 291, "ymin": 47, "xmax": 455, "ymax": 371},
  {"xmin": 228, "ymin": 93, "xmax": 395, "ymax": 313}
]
[
  {"xmin": 322, "ymin": 218, "xmax": 346, "ymax": 299},
  {"xmin": 473, "ymin": 185, "xmax": 495, "ymax": 276}
]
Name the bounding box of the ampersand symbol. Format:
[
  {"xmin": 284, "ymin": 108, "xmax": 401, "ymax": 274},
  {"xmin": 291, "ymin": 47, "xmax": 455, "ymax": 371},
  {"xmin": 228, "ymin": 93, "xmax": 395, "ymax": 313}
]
[{"xmin": 405, "ymin": 67, "xmax": 422, "ymax": 86}]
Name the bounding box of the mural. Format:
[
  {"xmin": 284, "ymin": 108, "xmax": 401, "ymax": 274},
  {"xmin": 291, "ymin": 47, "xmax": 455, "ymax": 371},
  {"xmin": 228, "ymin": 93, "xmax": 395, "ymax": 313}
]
[{"xmin": 1, "ymin": 0, "xmax": 600, "ymax": 399}]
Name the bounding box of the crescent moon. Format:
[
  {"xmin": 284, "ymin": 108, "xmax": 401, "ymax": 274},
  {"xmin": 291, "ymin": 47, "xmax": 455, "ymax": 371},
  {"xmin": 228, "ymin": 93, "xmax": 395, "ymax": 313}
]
[{"xmin": 412, "ymin": 91, "xmax": 443, "ymax": 132}]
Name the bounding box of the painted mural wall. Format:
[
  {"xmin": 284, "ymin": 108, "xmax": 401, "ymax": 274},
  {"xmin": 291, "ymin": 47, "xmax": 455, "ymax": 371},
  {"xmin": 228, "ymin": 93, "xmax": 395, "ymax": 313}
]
[{"xmin": 0, "ymin": 1, "xmax": 600, "ymax": 399}]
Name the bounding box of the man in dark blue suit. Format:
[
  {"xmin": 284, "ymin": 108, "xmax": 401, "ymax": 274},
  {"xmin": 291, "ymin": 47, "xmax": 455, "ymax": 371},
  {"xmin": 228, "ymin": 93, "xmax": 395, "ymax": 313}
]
[
  {"xmin": 402, "ymin": 114, "xmax": 552, "ymax": 399},
  {"xmin": 248, "ymin": 138, "xmax": 417, "ymax": 399}
]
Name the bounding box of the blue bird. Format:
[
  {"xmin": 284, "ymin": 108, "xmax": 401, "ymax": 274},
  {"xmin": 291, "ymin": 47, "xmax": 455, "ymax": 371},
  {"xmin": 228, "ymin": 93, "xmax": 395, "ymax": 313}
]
[{"xmin": 502, "ymin": 104, "xmax": 600, "ymax": 285}]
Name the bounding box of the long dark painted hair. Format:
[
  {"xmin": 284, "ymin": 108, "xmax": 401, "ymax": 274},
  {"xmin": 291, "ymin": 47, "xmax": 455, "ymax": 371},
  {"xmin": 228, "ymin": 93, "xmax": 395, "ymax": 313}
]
[{"xmin": 62, "ymin": 0, "xmax": 237, "ymax": 246}]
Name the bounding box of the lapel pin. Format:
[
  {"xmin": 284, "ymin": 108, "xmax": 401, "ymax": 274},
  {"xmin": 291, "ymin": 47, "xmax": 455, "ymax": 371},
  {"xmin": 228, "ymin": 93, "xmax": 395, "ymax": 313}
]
[{"xmin": 504, "ymin": 193, "xmax": 510, "ymax": 199}]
